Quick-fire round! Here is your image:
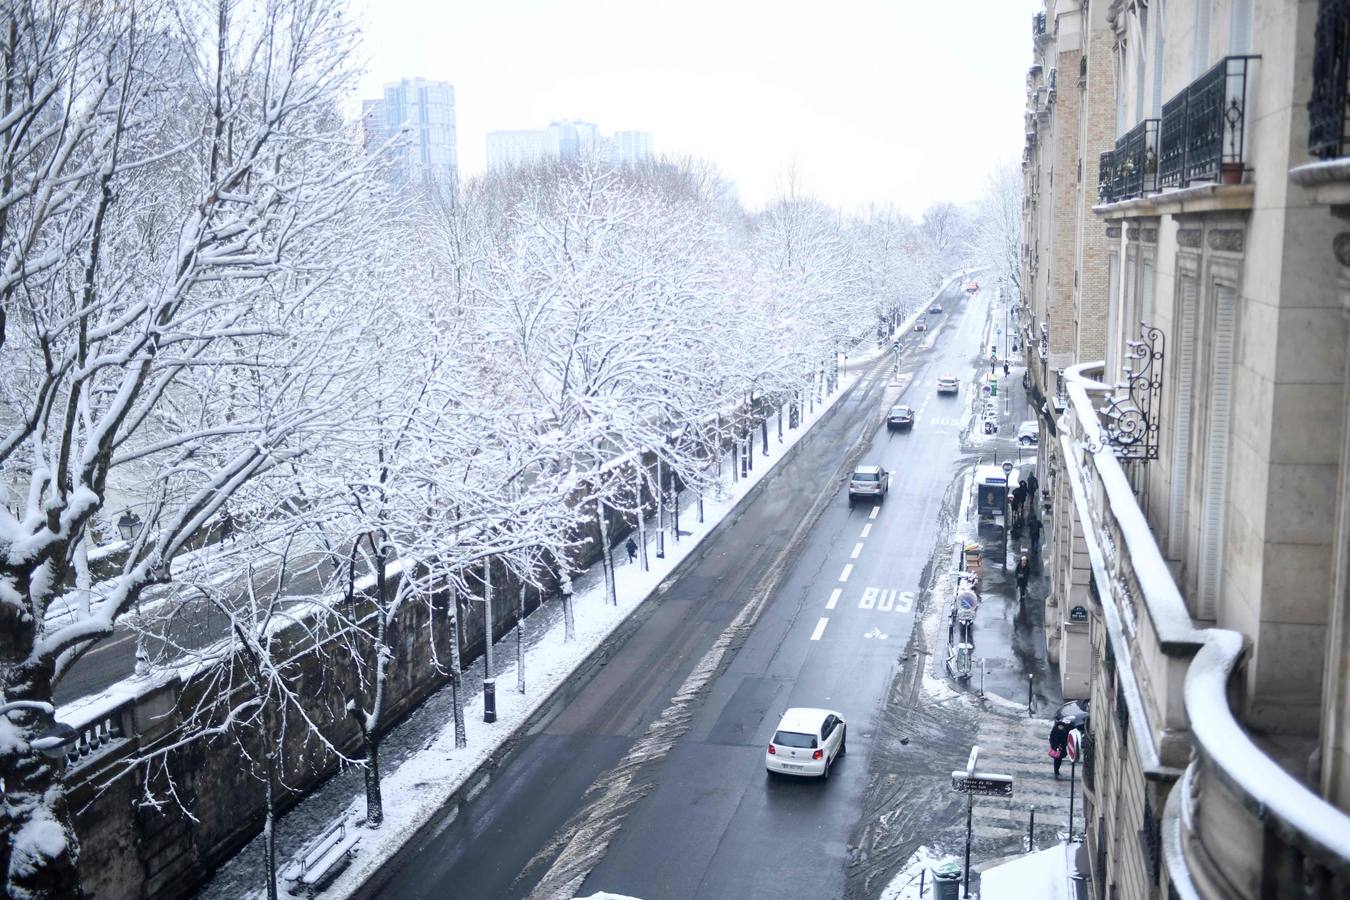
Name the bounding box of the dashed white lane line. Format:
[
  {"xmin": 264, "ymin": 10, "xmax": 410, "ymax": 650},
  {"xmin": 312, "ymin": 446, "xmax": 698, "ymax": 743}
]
[
  {"xmin": 869, "ymin": 506, "xmax": 880, "ymax": 520},
  {"xmin": 861, "ymin": 523, "xmax": 873, "ymax": 538},
  {"xmin": 850, "ymin": 542, "xmax": 863, "ymax": 559},
  {"xmin": 810, "ymin": 617, "xmax": 830, "ymax": 641},
  {"xmin": 826, "ymin": 588, "xmax": 841, "ymax": 610},
  {"xmin": 839, "ymin": 564, "xmax": 854, "ymax": 582}
]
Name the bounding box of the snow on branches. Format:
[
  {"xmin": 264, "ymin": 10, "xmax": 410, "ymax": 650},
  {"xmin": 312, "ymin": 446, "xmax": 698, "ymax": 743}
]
[{"xmin": 0, "ymin": 3, "xmax": 975, "ymax": 892}]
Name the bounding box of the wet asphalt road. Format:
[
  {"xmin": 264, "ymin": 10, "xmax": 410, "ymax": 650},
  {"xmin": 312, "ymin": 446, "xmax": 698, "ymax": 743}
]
[
  {"xmin": 54, "ymin": 541, "xmax": 337, "ymax": 705},
  {"xmin": 369, "ymin": 283, "xmax": 990, "ymax": 900}
]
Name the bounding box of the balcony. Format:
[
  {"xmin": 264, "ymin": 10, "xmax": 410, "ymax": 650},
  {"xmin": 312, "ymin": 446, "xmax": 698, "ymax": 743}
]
[
  {"xmin": 1118, "ymin": 119, "xmax": 1159, "ymax": 199},
  {"xmin": 1098, "ymin": 151, "xmax": 1116, "ymax": 203},
  {"xmin": 1308, "ymin": 0, "xmax": 1350, "ymax": 160},
  {"xmin": 1096, "ymin": 120, "xmax": 1157, "ymax": 205},
  {"xmin": 1292, "ymin": 1, "xmax": 1350, "ymax": 205},
  {"xmin": 1058, "ymin": 362, "xmax": 1350, "ymax": 899},
  {"xmin": 1158, "ymin": 56, "xmax": 1257, "ymax": 190}
]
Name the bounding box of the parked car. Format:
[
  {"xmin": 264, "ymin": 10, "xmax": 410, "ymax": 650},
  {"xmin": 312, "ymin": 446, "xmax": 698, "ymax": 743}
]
[
  {"xmin": 937, "ymin": 376, "xmax": 960, "ymax": 394},
  {"xmin": 766, "ymin": 707, "xmax": 847, "ymax": 779},
  {"xmin": 913, "ymin": 321, "xmax": 927, "ymax": 332},
  {"xmin": 929, "ymin": 303, "xmax": 942, "ymax": 314},
  {"xmin": 1017, "ymin": 420, "xmax": 1040, "ymax": 446},
  {"xmin": 848, "ymin": 465, "xmax": 890, "ymax": 504},
  {"xmin": 887, "ymin": 405, "xmax": 915, "ymax": 430}
]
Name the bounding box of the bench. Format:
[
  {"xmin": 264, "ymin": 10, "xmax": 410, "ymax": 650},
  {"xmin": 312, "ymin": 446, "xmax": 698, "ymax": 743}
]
[{"xmin": 281, "ymin": 819, "xmax": 360, "ymax": 898}]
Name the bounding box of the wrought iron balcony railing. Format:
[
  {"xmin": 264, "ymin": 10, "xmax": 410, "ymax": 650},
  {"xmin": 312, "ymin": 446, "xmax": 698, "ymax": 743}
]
[
  {"xmin": 1118, "ymin": 118, "xmax": 1159, "ymax": 200},
  {"xmin": 1099, "ymin": 150, "xmax": 1116, "ymax": 203},
  {"xmin": 1309, "ymin": 0, "xmax": 1350, "ymax": 159},
  {"xmin": 1098, "ymin": 120, "xmax": 1160, "ymax": 204},
  {"xmin": 1158, "ymin": 56, "xmax": 1258, "ymax": 190}
]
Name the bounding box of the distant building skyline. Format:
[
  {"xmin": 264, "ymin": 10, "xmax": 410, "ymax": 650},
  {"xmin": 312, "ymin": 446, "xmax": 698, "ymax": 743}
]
[
  {"xmin": 367, "ymin": 77, "xmax": 458, "ymax": 187},
  {"xmin": 607, "ymin": 130, "xmax": 654, "ymax": 166},
  {"xmin": 486, "ymin": 119, "xmax": 654, "ymax": 171},
  {"xmin": 485, "ymin": 129, "xmax": 550, "ymax": 170}
]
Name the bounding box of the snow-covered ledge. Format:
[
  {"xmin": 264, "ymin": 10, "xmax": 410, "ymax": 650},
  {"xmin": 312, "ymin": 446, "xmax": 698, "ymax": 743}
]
[
  {"xmin": 1062, "ymin": 363, "xmax": 1350, "ymax": 898},
  {"xmin": 1167, "ymin": 631, "xmax": 1350, "ymax": 899},
  {"xmin": 1290, "ymin": 157, "xmax": 1350, "ymax": 208},
  {"xmin": 1060, "ymin": 362, "xmax": 1204, "ymax": 774}
]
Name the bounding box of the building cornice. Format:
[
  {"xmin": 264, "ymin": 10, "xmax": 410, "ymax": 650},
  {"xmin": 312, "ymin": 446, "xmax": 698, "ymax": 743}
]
[
  {"xmin": 1290, "ymin": 158, "xmax": 1350, "ymax": 207},
  {"xmin": 1094, "ymin": 183, "xmax": 1255, "ymax": 219}
]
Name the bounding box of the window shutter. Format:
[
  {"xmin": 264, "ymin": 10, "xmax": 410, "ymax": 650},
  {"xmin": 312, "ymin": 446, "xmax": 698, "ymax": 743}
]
[
  {"xmin": 1196, "ymin": 283, "xmax": 1237, "ymax": 618},
  {"xmin": 1166, "ymin": 275, "xmax": 1197, "ymax": 560}
]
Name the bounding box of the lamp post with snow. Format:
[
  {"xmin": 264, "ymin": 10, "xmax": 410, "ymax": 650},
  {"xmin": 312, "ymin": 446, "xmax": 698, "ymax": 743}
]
[
  {"xmin": 116, "ymin": 510, "xmax": 152, "ymax": 677},
  {"xmin": 116, "ymin": 509, "xmax": 141, "ymax": 542}
]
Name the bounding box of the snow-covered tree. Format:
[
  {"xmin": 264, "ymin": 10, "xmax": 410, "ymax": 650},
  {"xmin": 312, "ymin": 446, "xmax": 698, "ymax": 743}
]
[
  {"xmin": 0, "ymin": 1, "xmax": 382, "ymax": 894},
  {"xmin": 971, "ymin": 160, "xmax": 1025, "ymax": 302}
]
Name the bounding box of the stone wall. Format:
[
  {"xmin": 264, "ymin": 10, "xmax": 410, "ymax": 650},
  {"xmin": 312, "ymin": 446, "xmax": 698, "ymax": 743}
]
[{"xmin": 62, "ymin": 437, "xmax": 730, "ymax": 899}]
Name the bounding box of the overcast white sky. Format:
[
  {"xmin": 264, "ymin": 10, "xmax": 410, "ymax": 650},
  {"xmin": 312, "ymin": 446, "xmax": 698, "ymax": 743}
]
[{"xmin": 352, "ymin": 0, "xmax": 1041, "ymax": 215}]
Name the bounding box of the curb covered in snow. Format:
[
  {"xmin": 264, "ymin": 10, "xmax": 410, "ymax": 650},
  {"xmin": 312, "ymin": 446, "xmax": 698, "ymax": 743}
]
[{"xmin": 303, "ymin": 368, "xmax": 879, "ymax": 900}]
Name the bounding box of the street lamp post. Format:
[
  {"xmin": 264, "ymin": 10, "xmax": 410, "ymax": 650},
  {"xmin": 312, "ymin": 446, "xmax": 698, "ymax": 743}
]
[
  {"xmin": 116, "ymin": 509, "xmax": 141, "ymax": 542},
  {"xmin": 115, "ymin": 510, "xmax": 153, "ymax": 677}
]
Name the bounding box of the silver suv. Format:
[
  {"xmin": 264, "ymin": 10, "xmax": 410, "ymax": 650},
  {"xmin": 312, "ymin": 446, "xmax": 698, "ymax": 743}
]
[{"xmin": 848, "ymin": 465, "xmax": 890, "ymax": 504}]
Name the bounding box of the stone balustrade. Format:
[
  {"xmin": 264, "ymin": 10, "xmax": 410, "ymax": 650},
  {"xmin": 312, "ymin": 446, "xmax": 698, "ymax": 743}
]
[{"xmin": 1060, "ymin": 362, "xmax": 1350, "ymax": 899}]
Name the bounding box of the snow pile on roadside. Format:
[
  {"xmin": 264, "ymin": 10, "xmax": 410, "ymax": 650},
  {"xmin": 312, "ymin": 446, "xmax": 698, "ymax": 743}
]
[
  {"xmin": 879, "ymin": 845, "xmax": 960, "ymax": 900},
  {"xmin": 203, "ymin": 369, "xmax": 863, "ymax": 900}
]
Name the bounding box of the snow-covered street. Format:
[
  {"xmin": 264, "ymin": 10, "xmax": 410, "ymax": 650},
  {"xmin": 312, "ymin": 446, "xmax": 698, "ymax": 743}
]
[{"xmin": 196, "ymin": 357, "xmax": 867, "ymax": 900}]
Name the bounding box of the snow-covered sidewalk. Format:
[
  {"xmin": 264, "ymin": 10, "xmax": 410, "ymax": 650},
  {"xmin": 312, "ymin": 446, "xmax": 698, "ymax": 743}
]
[{"xmin": 197, "ymin": 366, "xmax": 869, "ymax": 900}]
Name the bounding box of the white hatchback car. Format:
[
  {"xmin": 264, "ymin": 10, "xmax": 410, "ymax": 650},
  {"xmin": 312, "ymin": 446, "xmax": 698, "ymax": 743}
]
[
  {"xmin": 1017, "ymin": 420, "xmax": 1040, "ymax": 445},
  {"xmin": 937, "ymin": 376, "xmax": 960, "ymax": 394},
  {"xmin": 766, "ymin": 707, "xmax": 847, "ymax": 779}
]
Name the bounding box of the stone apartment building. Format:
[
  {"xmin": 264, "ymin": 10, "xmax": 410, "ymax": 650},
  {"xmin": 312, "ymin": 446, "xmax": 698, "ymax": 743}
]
[
  {"xmin": 1019, "ymin": 1, "xmax": 1350, "ymax": 897},
  {"xmin": 1022, "ymin": 0, "xmax": 1118, "ymax": 704}
]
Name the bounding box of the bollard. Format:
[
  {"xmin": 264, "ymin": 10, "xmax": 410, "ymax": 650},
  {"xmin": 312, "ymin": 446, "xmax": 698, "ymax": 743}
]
[
  {"xmin": 979, "ymin": 658, "xmax": 986, "ymax": 698},
  {"xmin": 1026, "ymin": 673, "xmax": 1034, "ymax": 716},
  {"xmin": 1028, "ymin": 805, "xmax": 1036, "ymax": 851},
  {"xmin": 483, "ymin": 678, "xmax": 497, "ymax": 723},
  {"xmin": 919, "ymin": 868, "xmax": 926, "ymax": 897}
]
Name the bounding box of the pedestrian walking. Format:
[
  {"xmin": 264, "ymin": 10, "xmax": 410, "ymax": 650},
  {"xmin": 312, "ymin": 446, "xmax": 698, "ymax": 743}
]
[
  {"xmin": 1029, "ymin": 515, "xmax": 1042, "ymax": 547},
  {"xmin": 625, "ymin": 537, "xmax": 638, "ymax": 564},
  {"xmin": 1049, "ymin": 719, "xmax": 1071, "ymax": 778},
  {"xmin": 1002, "ymin": 362, "xmax": 1010, "ymax": 377},
  {"xmin": 1011, "ymin": 482, "xmax": 1028, "ymax": 524},
  {"xmin": 1015, "ymin": 554, "xmax": 1031, "ymax": 602},
  {"xmin": 1026, "ymin": 471, "xmax": 1039, "ymax": 505}
]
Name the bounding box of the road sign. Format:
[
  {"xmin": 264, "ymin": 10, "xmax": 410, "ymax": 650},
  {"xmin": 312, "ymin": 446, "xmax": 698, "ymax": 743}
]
[
  {"xmin": 1002, "ymin": 461, "xmax": 1014, "ymax": 475},
  {"xmin": 1067, "ymin": 728, "xmax": 1082, "ymax": 763},
  {"xmin": 951, "ymin": 770, "xmax": 1015, "ymax": 796}
]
